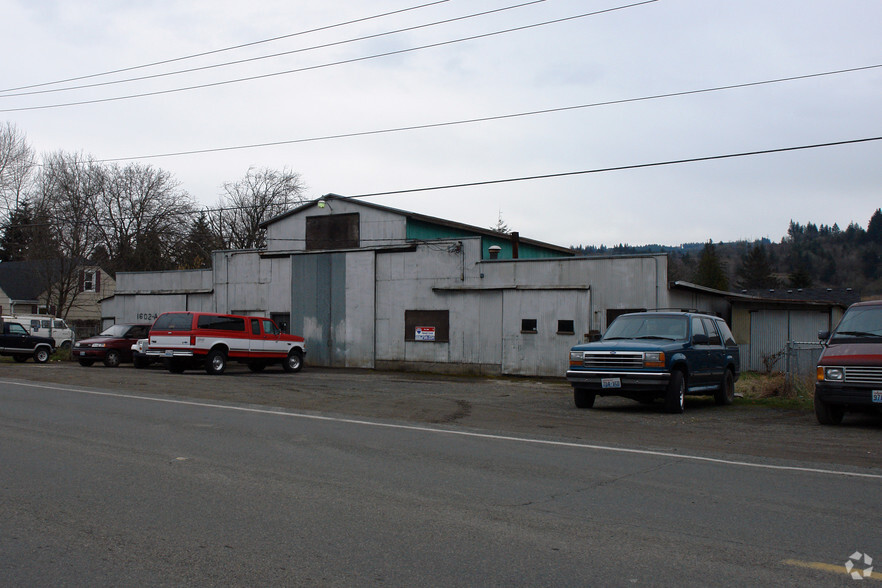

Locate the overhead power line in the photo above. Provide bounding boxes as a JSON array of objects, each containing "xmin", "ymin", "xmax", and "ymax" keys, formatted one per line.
[
  {"xmin": 0, "ymin": 0, "xmax": 452, "ymax": 93},
  {"xmin": 5, "ymin": 136, "xmax": 881, "ymax": 224},
  {"xmin": 90, "ymin": 63, "xmax": 882, "ymax": 163},
  {"xmin": 0, "ymin": 1, "xmax": 545, "ymax": 99},
  {"xmin": 343, "ymin": 136, "xmax": 882, "ymax": 198},
  {"xmin": 0, "ymin": 1, "xmax": 658, "ymax": 113}
]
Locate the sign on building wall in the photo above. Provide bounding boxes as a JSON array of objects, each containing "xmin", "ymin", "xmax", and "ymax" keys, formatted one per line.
[{"xmin": 415, "ymin": 326, "xmax": 436, "ymax": 341}]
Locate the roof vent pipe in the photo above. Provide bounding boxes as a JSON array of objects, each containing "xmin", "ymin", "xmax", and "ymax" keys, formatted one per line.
[
  {"xmin": 488, "ymin": 245, "xmax": 502, "ymax": 260},
  {"xmin": 511, "ymin": 232, "xmax": 520, "ymax": 259}
]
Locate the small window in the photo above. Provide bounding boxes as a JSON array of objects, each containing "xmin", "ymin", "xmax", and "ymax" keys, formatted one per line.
[
  {"xmin": 306, "ymin": 213, "xmax": 360, "ymax": 250},
  {"xmin": 557, "ymin": 320, "xmax": 575, "ymax": 334},
  {"xmin": 521, "ymin": 319, "xmax": 537, "ymax": 333},
  {"xmin": 83, "ymin": 270, "xmax": 96, "ymax": 292}
]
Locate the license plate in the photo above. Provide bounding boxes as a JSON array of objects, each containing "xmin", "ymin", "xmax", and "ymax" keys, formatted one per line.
[
  {"xmin": 602, "ymin": 377, "xmax": 621, "ymax": 389},
  {"xmin": 164, "ymin": 350, "xmax": 174, "ymax": 357},
  {"xmin": 79, "ymin": 351, "xmax": 85, "ymax": 356},
  {"xmin": 873, "ymin": 391, "xmax": 882, "ymax": 403}
]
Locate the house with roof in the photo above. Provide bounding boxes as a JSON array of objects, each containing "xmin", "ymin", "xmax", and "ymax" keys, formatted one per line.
[
  {"xmin": 0, "ymin": 260, "xmax": 43, "ymax": 316},
  {"xmin": 0, "ymin": 259, "xmax": 115, "ymax": 336}
]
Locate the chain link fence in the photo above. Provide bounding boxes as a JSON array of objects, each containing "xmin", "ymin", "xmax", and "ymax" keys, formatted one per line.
[{"xmin": 784, "ymin": 340, "xmax": 823, "ymax": 392}]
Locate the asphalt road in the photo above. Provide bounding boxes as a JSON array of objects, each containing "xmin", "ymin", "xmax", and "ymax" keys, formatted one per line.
[{"xmin": 2, "ymin": 364, "xmax": 881, "ymax": 586}]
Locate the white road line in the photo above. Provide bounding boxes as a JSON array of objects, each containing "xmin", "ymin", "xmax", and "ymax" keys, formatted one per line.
[{"xmin": 4, "ymin": 379, "xmax": 881, "ymax": 480}]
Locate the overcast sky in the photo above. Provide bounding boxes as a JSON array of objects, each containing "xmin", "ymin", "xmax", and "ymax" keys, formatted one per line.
[{"xmin": 2, "ymin": 0, "xmax": 880, "ymax": 248}]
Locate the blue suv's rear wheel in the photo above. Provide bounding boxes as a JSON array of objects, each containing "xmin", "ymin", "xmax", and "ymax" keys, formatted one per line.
[{"xmin": 715, "ymin": 369, "xmax": 735, "ymax": 405}]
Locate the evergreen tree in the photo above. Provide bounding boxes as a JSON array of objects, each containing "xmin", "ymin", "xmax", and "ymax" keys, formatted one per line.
[
  {"xmin": 0, "ymin": 202, "xmax": 34, "ymax": 261},
  {"xmin": 0, "ymin": 201, "xmax": 55, "ymax": 261},
  {"xmin": 177, "ymin": 212, "xmax": 224, "ymax": 269},
  {"xmin": 867, "ymin": 208, "xmax": 882, "ymax": 244},
  {"xmin": 693, "ymin": 241, "xmax": 729, "ymax": 290},
  {"xmin": 789, "ymin": 266, "xmax": 813, "ymax": 288},
  {"xmin": 736, "ymin": 243, "xmax": 776, "ymax": 289}
]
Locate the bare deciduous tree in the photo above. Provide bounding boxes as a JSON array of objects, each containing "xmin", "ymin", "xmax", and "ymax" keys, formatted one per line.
[
  {"xmin": 0, "ymin": 121, "xmax": 36, "ymax": 216},
  {"xmin": 211, "ymin": 167, "xmax": 306, "ymax": 250},
  {"xmin": 92, "ymin": 162, "xmax": 195, "ymax": 273},
  {"xmin": 31, "ymin": 151, "xmax": 104, "ymax": 318}
]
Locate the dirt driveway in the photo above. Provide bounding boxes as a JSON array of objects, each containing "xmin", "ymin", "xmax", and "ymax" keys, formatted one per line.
[{"xmin": 3, "ymin": 360, "xmax": 880, "ymax": 470}]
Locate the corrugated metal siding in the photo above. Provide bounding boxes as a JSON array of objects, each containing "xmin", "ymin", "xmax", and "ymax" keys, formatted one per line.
[
  {"xmin": 291, "ymin": 253, "xmax": 347, "ymax": 367},
  {"xmin": 747, "ymin": 309, "xmax": 830, "ymax": 373}
]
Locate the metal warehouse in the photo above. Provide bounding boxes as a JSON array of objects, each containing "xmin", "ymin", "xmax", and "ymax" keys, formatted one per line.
[{"xmin": 101, "ymin": 195, "xmax": 732, "ymax": 377}]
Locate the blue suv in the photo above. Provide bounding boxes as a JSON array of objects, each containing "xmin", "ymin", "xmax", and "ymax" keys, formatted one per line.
[{"xmin": 566, "ymin": 311, "xmax": 740, "ymax": 413}]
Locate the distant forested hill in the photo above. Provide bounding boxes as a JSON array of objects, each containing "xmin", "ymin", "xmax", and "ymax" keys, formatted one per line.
[{"xmin": 571, "ymin": 209, "xmax": 882, "ymax": 296}]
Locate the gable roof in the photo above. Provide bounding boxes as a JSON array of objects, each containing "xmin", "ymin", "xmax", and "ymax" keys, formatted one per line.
[
  {"xmin": 261, "ymin": 193, "xmax": 574, "ymax": 256},
  {"xmin": 0, "ymin": 260, "xmax": 47, "ymax": 301}
]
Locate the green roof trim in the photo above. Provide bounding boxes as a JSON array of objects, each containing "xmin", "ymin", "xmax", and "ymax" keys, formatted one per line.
[{"xmin": 405, "ymin": 218, "xmax": 572, "ymax": 260}]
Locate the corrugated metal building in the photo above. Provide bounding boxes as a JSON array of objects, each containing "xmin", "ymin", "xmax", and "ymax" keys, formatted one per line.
[
  {"xmin": 103, "ymin": 196, "xmax": 691, "ymax": 376},
  {"xmin": 100, "ymin": 195, "xmax": 847, "ymax": 377}
]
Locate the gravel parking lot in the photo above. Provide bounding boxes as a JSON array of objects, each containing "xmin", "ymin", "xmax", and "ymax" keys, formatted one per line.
[{"xmin": 3, "ymin": 360, "xmax": 880, "ymax": 470}]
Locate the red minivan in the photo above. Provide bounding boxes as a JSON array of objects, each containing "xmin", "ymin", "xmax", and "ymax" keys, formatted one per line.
[{"xmin": 815, "ymin": 300, "xmax": 882, "ymax": 424}]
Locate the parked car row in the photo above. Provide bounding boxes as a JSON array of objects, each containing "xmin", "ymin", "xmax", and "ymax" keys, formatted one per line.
[
  {"xmin": 566, "ymin": 301, "xmax": 882, "ymax": 425},
  {"xmin": 73, "ymin": 311, "xmax": 307, "ymax": 376},
  {"xmin": 8, "ymin": 301, "xmax": 880, "ymax": 425}
]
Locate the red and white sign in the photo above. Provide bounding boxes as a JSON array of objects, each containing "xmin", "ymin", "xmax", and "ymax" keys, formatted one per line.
[{"xmin": 415, "ymin": 326, "xmax": 436, "ymax": 341}]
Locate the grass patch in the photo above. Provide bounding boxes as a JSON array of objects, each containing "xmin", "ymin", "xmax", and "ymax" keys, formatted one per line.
[
  {"xmin": 735, "ymin": 371, "xmax": 814, "ymax": 410},
  {"xmin": 52, "ymin": 346, "xmax": 73, "ymax": 362}
]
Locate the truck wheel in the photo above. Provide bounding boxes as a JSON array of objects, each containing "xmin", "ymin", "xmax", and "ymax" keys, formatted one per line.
[
  {"xmin": 205, "ymin": 349, "xmax": 227, "ymax": 375},
  {"xmin": 573, "ymin": 387, "xmax": 596, "ymax": 409},
  {"xmin": 103, "ymin": 350, "xmax": 121, "ymax": 368},
  {"xmin": 714, "ymin": 369, "xmax": 735, "ymax": 405},
  {"xmin": 814, "ymin": 394, "xmax": 844, "ymax": 425},
  {"xmin": 13, "ymin": 355, "xmax": 28, "ymax": 363},
  {"xmin": 78, "ymin": 359, "xmax": 95, "ymax": 367},
  {"xmin": 33, "ymin": 347, "xmax": 51, "ymax": 363},
  {"xmin": 282, "ymin": 349, "xmax": 303, "ymax": 373},
  {"xmin": 665, "ymin": 370, "xmax": 686, "ymax": 414}
]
